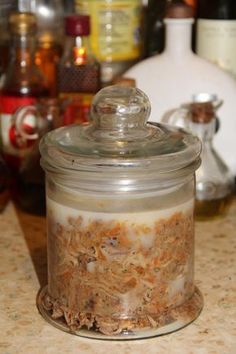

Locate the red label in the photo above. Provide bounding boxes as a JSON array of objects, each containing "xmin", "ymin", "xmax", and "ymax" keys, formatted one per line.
[
  {"xmin": 0, "ymin": 95, "xmax": 36, "ymax": 114},
  {"xmin": 0, "ymin": 95, "xmax": 38, "ymax": 171}
]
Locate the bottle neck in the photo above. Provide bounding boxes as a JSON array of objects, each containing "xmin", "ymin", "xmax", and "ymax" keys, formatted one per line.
[
  {"xmin": 189, "ymin": 119, "xmax": 216, "ymax": 143},
  {"xmin": 62, "ymin": 35, "xmax": 92, "ymax": 65},
  {"xmin": 9, "ymin": 33, "xmax": 36, "ymax": 67},
  {"xmin": 164, "ymin": 18, "xmax": 194, "ymax": 57}
]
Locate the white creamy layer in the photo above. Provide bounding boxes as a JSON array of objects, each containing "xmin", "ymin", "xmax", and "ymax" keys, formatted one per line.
[{"xmin": 47, "ymin": 197, "xmax": 194, "ymax": 228}]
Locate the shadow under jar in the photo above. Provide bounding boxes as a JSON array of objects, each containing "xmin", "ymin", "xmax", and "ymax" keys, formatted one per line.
[{"xmin": 37, "ymin": 85, "xmax": 203, "ymax": 340}]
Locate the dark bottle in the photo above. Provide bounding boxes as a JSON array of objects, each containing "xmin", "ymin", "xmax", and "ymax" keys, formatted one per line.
[
  {"xmin": 143, "ymin": 0, "xmax": 166, "ymax": 58},
  {"xmin": 0, "ymin": 12, "xmax": 49, "ymax": 215},
  {"xmin": 57, "ymin": 15, "xmax": 101, "ymax": 125},
  {"xmin": 196, "ymin": 0, "xmax": 236, "ymax": 78}
]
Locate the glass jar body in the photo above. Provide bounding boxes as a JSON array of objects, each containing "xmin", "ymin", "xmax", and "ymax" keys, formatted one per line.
[{"xmin": 37, "ymin": 171, "xmax": 203, "ymax": 339}]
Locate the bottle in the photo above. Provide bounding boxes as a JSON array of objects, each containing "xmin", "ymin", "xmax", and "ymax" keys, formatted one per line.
[
  {"xmin": 196, "ymin": 1, "xmax": 236, "ymax": 79},
  {"xmin": 125, "ymin": 1, "xmax": 236, "ymax": 177},
  {"xmin": 0, "ymin": 12, "xmax": 49, "ymax": 214},
  {"xmin": 35, "ymin": 37, "xmax": 62, "ymax": 97},
  {"xmin": 57, "ymin": 15, "xmax": 101, "ymax": 125},
  {"xmin": 17, "ymin": 0, "xmax": 65, "ymax": 97},
  {"xmin": 188, "ymin": 100, "xmax": 235, "ymax": 219},
  {"xmin": 143, "ymin": 0, "xmax": 166, "ymax": 58},
  {"xmin": 75, "ymin": 0, "xmax": 143, "ymax": 85}
]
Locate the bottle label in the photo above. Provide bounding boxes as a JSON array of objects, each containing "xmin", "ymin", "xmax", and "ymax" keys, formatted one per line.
[
  {"xmin": 0, "ymin": 96, "xmax": 38, "ymax": 169},
  {"xmin": 196, "ymin": 19, "xmax": 236, "ymax": 79},
  {"xmin": 75, "ymin": 0, "xmax": 142, "ymax": 61}
]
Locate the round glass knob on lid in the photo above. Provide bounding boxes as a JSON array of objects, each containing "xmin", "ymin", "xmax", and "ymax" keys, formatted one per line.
[{"xmin": 40, "ymin": 85, "xmax": 201, "ymax": 192}]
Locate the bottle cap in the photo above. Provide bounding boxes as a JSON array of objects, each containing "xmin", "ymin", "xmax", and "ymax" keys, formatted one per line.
[
  {"xmin": 190, "ymin": 102, "xmax": 215, "ymax": 124},
  {"xmin": 8, "ymin": 12, "xmax": 37, "ymax": 35},
  {"xmin": 165, "ymin": 2, "xmax": 194, "ymax": 18},
  {"xmin": 65, "ymin": 15, "xmax": 90, "ymax": 36}
]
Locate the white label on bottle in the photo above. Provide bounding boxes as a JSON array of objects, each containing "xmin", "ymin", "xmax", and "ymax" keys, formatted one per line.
[{"xmin": 196, "ymin": 19, "xmax": 236, "ymax": 79}]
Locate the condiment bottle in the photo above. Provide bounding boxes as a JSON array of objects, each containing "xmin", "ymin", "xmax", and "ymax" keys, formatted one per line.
[
  {"xmin": 0, "ymin": 12, "xmax": 48, "ymax": 171},
  {"xmin": 17, "ymin": 0, "xmax": 64, "ymax": 96},
  {"xmin": 188, "ymin": 101, "xmax": 235, "ymax": 220},
  {"xmin": 37, "ymin": 85, "xmax": 203, "ymax": 340},
  {"xmin": 35, "ymin": 37, "xmax": 62, "ymax": 98},
  {"xmin": 75, "ymin": 0, "xmax": 143, "ymax": 85},
  {"xmin": 57, "ymin": 15, "xmax": 101, "ymax": 125},
  {"xmin": 126, "ymin": 1, "xmax": 236, "ymax": 177},
  {"xmin": 0, "ymin": 12, "xmax": 49, "ymax": 214}
]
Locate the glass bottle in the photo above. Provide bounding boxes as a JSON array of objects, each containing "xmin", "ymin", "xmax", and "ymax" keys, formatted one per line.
[
  {"xmin": 126, "ymin": 1, "xmax": 236, "ymax": 177},
  {"xmin": 37, "ymin": 85, "xmax": 203, "ymax": 339},
  {"xmin": 196, "ymin": 0, "xmax": 236, "ymax": 79},
  {"xmin": 75, "ymin": 0, "xmax": 143, "ymax": 86},
  {"xmin": 57, "ymin": 15, "xmax": 101, "ymax": 125},
  {"xmin": 0, "ymin": 12, "xmax": 49, "ymax": 214},
  {"xmin": 143, "ymin": 0, "xmax": 166, "ymax": 58},
  {"xmin": 17, "ymin": 0, "xmax": 65, "ymax": 97},
  {"xmin": 188, "ymin": 101, "xmax": 235, "ymax": 220}
]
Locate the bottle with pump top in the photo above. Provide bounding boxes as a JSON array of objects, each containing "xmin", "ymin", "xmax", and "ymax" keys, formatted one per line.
[
  {"xmin": 196, "ymin": 0, "xmax": 236, "ymax": 79},
  {"xmin": 126, "ymin": 1, "xmax": 236, "ymax": 177},
  {"xmin": 0, "ymin": 12, "xmax": 49, "ymax": 214},
  {"xmin": 57, "ymin": 15, "xmax": 101, "ymax": 125}
]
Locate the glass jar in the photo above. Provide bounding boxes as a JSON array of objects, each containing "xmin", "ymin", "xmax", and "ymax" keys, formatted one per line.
[{"xmin": 37, "ymin": 85, "xmax": 203, "ymax": 340}]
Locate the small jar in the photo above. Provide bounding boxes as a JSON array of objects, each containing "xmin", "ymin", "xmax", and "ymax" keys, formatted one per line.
[{"xmin": 37, "ymin": 86, "xmax": 203, "ymax": 340}]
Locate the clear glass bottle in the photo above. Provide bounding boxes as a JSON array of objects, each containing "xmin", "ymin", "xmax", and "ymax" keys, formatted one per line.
[
  {"xmin": 57, "ymin": 15, "xmax": 101, "ymax": 124},
  {"xmin": 37, "ymin": 85, "xmax": 203, "ymax": 340},
  {"xmin": 188, "ymin": 101, "xmax": 235, "ymax": 220}
]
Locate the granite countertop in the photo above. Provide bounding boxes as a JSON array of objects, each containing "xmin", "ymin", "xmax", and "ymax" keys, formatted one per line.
[{"xmin": 0, "ymin": 200, "xmax": 236, "ymax": 354}]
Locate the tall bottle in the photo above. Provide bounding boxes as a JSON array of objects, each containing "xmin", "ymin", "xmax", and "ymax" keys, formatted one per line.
[
  {"xmin": 143, "ymin": 0, "xmax": 166, "ymax": 58},
  {"xmin": 196, "ymin": 0, "xmax": 236, "ymax": 79},
  {"xmin": 75, "ymin": 0, "xmax": 143, "ymax": 86},
  {"xmin": 125, "ymin": 1, "xmax": 236, "ymax": 176},
  {"xmin": 17, "ymin": 0, "xmax": 65, "ymax": 97},
  {"xmin": 0, "ymin": 12, "xmax": 49, "ymax": 214},
  {"xmin": 57, "ymin": 15, "xmax": 101, "ymax": 125}
]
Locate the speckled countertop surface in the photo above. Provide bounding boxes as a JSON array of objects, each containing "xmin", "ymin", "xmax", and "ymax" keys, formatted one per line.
[{"xmin": 0, "ymin": 200, "xmax": 236, "ymax": 354}]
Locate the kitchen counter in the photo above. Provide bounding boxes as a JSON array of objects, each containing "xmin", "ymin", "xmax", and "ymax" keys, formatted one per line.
[{"xmin": 0, "ymin": 200, "xmax": 236, "ymax": 354}]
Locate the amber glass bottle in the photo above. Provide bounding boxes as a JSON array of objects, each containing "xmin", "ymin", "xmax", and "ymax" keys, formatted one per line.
[
  {"xmin": 57, "ymin": 15, "xmax": 101, "ymax": 124},
  {"xmin": 35, "ymin": 37, "xmax": 62, "ymax": 97},
  {"xmin": 0, "ymin": 12, "xmax": 49, "ymax": 214}
]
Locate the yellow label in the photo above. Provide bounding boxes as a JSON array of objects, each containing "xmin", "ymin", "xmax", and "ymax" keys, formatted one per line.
[{"xmin": 75, "ymin": 0, "xmax": 142, "ymax": 61}]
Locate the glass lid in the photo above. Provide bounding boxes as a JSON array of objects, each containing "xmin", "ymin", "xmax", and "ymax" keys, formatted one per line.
[{"xmin": 40, "ymin": 85, "xmax": 201, "ymax": 175}]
